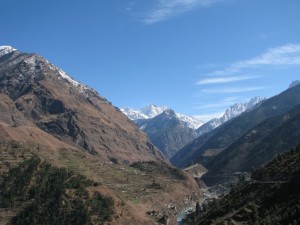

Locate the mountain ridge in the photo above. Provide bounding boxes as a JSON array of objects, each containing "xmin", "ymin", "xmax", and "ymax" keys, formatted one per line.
[
  {"xmin": 0, "ymin": 46, "xmax": 165, "ymax": 163},
  {"xmin": 197, "ymin": 96, "xmax": 266, "ymax": 136},
  {"xmin": 171, "ymin": 83, "xmax": 300, "ymax": 169},
  {"xmin": 121, "ymin": 104, "xmax": 204, "ymax": 130}
]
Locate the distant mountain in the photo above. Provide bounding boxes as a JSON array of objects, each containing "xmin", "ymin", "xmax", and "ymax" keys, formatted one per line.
[
  {"xmin": 140, "ymin": 104, "xmax": 169, "ymax": 118},
  {"xmin": 171, "ymin": 83, "xmax": 300, "ymax": 169},
  {"xmin": 185, "ymin": 145, "xmax": 300, "ymax": 225},
  {"xmin": 121, "ymin": 105, "xmax": 203, "ymax": 158},
  {"xmin": 136, "ymin": 109, "xmax": 198, "ymax": 159},
  {"xmin": 121, "ymin": 104, "xmax": 203, "ymax": 129},
  {"xmin": 197, "ymin": 97, "xmax": 266, "ymax": 136},
  {"xmin": 121, "ymin": 105, "xmax": 168, "ymax": 120}
]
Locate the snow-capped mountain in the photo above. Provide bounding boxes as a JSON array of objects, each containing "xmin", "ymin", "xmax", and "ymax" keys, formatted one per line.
[
  {"xmin": 140, "ymin": 105, "xmax": 169, "ymax": 118},
  {"xmin": 121, "ymin": 105, "xmax": 168, "ymax": 120},
  {"xmin": 175, "ymin": 113, "xmax": 204, "ymax": 130},
  {"xmin": 0, "ymin": 46, "xmax": 99, "ymax": 98},
  {"xmin": 120, "ymin": 108, "xmax": 149, "ymax": 120},
  {"xmin": 121, "ymin": 104, "xmax": 203, "ymax": 129},
  {"xmin": 135, "ymin": 109, "xmax": 198, "ymax": 159},
  {"xmin": 0, "ymin": 46, "xmax": 16, "ymax": 57},
  {"xmin": 121, "ymin": 105, "xmax": 203, "ymax": 158},
  {"xmin": 197, "ymin": 96, "xmax": 266, "ymax": 136}
]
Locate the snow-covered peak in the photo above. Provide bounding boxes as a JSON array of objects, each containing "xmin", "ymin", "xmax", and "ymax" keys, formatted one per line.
[
  {"xmin": 121, "ymin": 105, "xmax": 168, "ymax": 120},
  {"xmin": 140, "ymin": 104, "xmax": 169, "ymax": 118},
  {"xmin": 121, "ymin": 108, "xmax": 150, "ymax": 120},
  {"xmin": 220, "ymin": 96, "xmax": 266, "ymax": 123},
  {"xmin": 247, "ymin": 96, "xmax": 266, "ymax": 109},
  {"xmin": 0, "ymin": 46, "xmax": 17, "ymax": 57},
  {"xmin": 121, "ymin": 105, "xmax": 203, "ymax": 130},
  {"xmin": 197, "ymin": 96, "xmax": 266, "ymax": 136},
  {"xmin": 175, "ymin": 113, "xmax": 204, "ymax": 129}
]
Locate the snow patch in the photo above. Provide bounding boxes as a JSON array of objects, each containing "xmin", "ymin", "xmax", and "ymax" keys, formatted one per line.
[
  {"xmin": 44, "ymin": 59, "xmax": 91, "ymax": 93},
  {"xmin": 140, "ymin": 105, "xmax": 169, "ymax": 118},
  {"xmin": 197, "ymin": 96, "xmax": 266, "ymax": 136},
  {"xmin": 175, "ymin": 113, "xmax": 203, "ymax": 129},
  {"xmin": 121, "ymin": 105, "xmax": 203, "ymax": 130},
  {"xmin": 0, "ymin": 46, "xmax": 16, "ymax": 57}
]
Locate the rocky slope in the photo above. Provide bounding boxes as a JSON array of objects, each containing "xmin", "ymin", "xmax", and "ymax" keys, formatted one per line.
[{"xmin": 0, "ymin": 46, "xmax": 164, "ymax": 163}]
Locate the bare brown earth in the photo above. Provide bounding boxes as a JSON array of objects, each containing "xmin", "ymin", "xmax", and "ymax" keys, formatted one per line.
[{"xmin": 184, "ymin": 163, "xmax": 208, "ymax": 178}]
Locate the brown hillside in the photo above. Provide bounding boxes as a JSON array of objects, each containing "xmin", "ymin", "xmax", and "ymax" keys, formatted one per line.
[{"xmin": 0, "ymin": 51, "xmax": 164, "ymax": 163}]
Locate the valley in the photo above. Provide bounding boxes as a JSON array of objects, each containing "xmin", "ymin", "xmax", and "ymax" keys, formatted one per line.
[{"xmin": 0, "ymin": 46, "xmax": 299, "ymax": 225}]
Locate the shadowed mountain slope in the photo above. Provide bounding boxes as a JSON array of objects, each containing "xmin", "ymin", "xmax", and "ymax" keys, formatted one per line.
[
  {"xmin": 171, "ymin": 83, "xmax": 300, "ymax": 168},
  {"xmin": 185, "ymin": 145, "xmax": 300, "ymax": 225}
]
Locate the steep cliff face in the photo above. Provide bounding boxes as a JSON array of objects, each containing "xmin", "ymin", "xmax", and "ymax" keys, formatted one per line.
[{"xmin": 0, "ymin": 46, "xmax": 164, "ymax": 163}]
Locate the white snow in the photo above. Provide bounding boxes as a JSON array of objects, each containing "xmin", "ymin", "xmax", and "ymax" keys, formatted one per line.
[
  {"xmin": 140, "ymin": 104, "xmax": 169, "ymax": 118},
  {"xmin": 121, "ymin": 104, "xmax": 203, "ymax": 130},
  {"xmin": 0, "ymin": 46, "xmax": 16, "ymax": 57},
  {"xmin": 121, "ymin": 108, "xmax": 150, "ymax": 120},
  {"xmin": 175, "ymin": 113, "xmax": 203, "ymax": 129},
  {"xmin": 44, "ymin": 59, "xmax": 91, "ymax": 93},
  {"xmin": 197, "ymin": 96, "xmax": 266, "ymax": 135},
  {"xmin": 24, "ymin": 56, "xmax": 37, "ymax": 67}
]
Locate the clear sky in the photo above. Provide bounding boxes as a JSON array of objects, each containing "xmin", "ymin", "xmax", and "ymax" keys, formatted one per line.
[{"xmin": 1, "ymin": 0, "xmax": 300, "ymax": 121}]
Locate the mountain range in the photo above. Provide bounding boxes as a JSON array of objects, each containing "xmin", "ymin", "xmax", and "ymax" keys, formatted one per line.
[
  {"xmin": 135, "ymin": 109, "xmax": 198, "ymax": 159},
  {"xmin": 122, "ymin": 105, "xmax": 203, "ymax": 159},
  {"xmin": 1, "ymin": 45, "xmax": 299, "ymax": 225},
  {"xmin": 122, "ymin": 104, "xmax": 203, "ymax": 129},
  {"xmin": 171, "ymin": 81, "xmax": 300, "ymax": 186},
  {"xmin": 122, "ymin": 97, "xmax": 265, "ymax": 159},
  {"xmin": 196, "ymin": 96, "xmax": 266, "ymax": 136}
]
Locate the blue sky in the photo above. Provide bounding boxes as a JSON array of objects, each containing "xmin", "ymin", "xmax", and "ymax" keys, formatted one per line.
[{"xmin": 1, "ymin": 0, "xmax": 300, "ymax": 121}]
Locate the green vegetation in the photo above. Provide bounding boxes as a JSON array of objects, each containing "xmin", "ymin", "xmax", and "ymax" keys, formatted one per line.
[
  {"xmin": 0, "ymin": 156, "xmax": 115, "ymax": 225},
  {"xmin": 185, "ymin": 144, "xmax": 300, "ymax": 225}
]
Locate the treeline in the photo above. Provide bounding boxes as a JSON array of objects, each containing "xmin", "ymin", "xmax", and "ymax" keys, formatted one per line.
[
  {"xmin": 185, "ymin": 145, "xmax": 300, "ymax": 225},
  {"xmin": 0, "ymin": 156, "xmax": 115, "ymax": 225}
]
